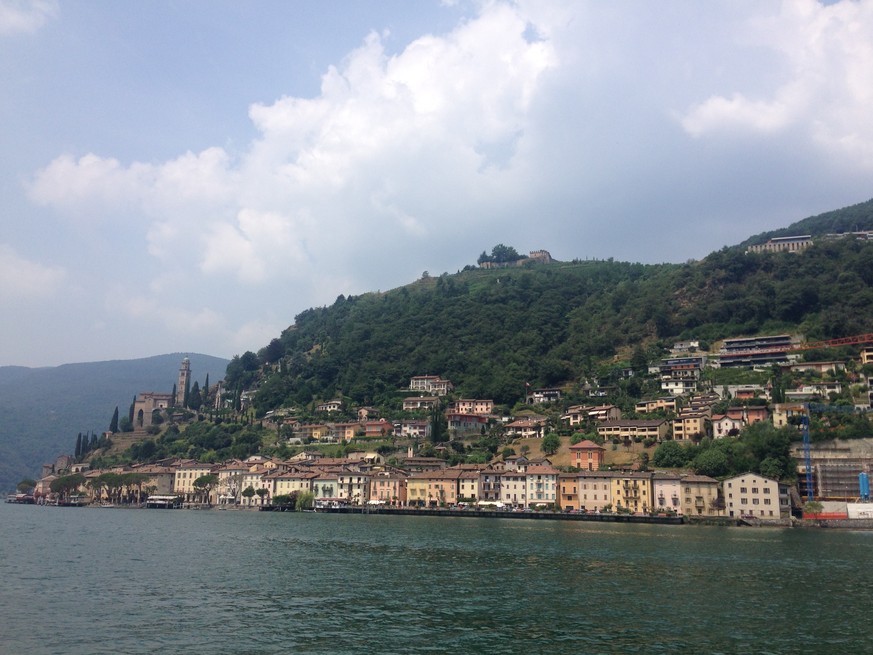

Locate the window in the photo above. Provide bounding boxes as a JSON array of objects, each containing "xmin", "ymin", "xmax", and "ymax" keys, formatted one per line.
[
  {"xmin": 752, "ymin": 498, "xmax": 759, "ymax": 505},
  {"xmin": 752, "ymin": 488, "xmax": 759, "ymax": 494},
  {"xmin": 741, "ymin": 498, "xmax": 748, "ymax": 505},
  {"xmin": 764, "ymin": 498, "xmax": 771, "ymax": 505},
  {"xmin": 740, "ymin": 487, "xmax": 748, "ymax": 493}
]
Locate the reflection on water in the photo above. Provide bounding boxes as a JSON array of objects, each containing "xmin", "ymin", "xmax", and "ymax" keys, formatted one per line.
[{"xmin": 1, "ymin": 504, "xmax": 871, "ymax": 654}]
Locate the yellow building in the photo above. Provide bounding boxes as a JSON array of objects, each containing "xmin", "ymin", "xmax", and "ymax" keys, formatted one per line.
[
  {"xmin": 611, "ymin": 472, "xmax": 654, "ymax": 513},
  {"xmin": 672, "ymin": 413, "xmax": 708, "ymax": 442},
  {"xmin": 173, "ymin": 461, "xmax": 215, "ymax": 503}
]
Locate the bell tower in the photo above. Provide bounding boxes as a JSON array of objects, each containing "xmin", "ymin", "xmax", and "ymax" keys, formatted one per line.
[{"xmin": 176, "ymin": 357, "xmax": 191, "ymax": 407}]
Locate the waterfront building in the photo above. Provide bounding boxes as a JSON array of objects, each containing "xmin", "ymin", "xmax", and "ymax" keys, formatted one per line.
[
  {"xmin": 500, "ymin": 469, "xmax": 528, "ymax": 507},
  {"xmin": 312, "ymin": 472, "xmax": 339, "ymax": 505},
  {"xmin": 611, "ymin": 472, "xmax": 655, "ymax": 514},
  {"xmin": 680, "ymin": 475, "xmax": 721, "ymax": 516},
  {"xmin": 478, "ymin": 469, "xmax": 502, "ymax": 503},
  {"xmin": 173, "ymin": 461, "xmax": 216, "ymax": 503},
  {"xmin": 525, "ymin": 465, "xmax": 559, "ymax": 507},
  {"xmin": 268, "ymin": 469, "xmax": 318, "ymax": 500},
  {"xmin": 577, "ymin": 471, "xmax": 614, "ymax": 512},
  {"xmin": 406, "ymin": 469, "xmax": 462, "ymax": 507},
  {"xmin": 369, "ymin": 470, "xmax": 408, "ymax": 505},
  {"xmin": 215, "ymin": 460, "xmax": 249, "ymax": 505},
  {"xmin": 653, "ymin": 472, "xmax": 682, "ymax": 514},
  {"xmin": 457, "ymin": 470, "xmax": 480, "ymax": 502},
  {"xmin": 336, "ymin": 471, "xmax": 371, "ymax": 505},
  {"xmin": 558, "ymin": 473, "xmax": 579, "ymax": 511},
  {"xmin": 723, "ymin": 473, "xmax": 790, "ymax": 519}
]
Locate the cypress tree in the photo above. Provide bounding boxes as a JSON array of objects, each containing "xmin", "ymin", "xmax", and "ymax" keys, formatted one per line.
[
  {"xmin": 75, "ymin": 433, "xmax": 82, "ymax": 459},
  {"xmin": 171, "ymin": 383, "xmax": 177, "ymax": 408},
  {"xmin": 109, "ymin": 406, "xmax": 119, "ymax": 433},
  {"xmin": 189, "ymin": 381, "xmax": 202, "ymax": 411},
  {"xmin": 128, "ymin": 396, "xmax": 135, "ymax": 423}
]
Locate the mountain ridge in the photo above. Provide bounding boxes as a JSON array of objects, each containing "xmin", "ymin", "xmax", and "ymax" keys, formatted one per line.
[{"xmin": 0, "ymin": 353, "xmax": 228, "ymax": 491}]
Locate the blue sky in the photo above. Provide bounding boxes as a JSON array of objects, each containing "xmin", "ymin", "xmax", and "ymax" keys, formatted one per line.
[{"xmin": 2, "ymin": 0, "xmax": 872, "ymax": 367}]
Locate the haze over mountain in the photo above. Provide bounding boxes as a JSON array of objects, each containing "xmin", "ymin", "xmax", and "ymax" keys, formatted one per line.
[{"xmin": 0, "ymin": 353, "xmax": 228, "ymax": 491}]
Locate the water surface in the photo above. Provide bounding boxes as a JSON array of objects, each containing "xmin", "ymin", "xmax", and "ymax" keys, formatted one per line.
[{"xmin": 1, "ymin": 502, "xmax": 870, "ymax": 654}]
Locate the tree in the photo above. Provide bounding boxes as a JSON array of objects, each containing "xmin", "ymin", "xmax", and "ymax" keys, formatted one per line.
[
  {"xmin": 541, "ymin": 432, "xmax": 561, "ymax": 456},
  {"xmin": 75, "ymin": 433, "xmax": 82, "ymax": 459},
  {"xmin": 128, "ymin": 396, "xmax": 136, "ymax": 424},
  {"xmin": 652, "ymin": 441, "xmax": 690, "ymax": 468},
  {"xmin": 296, "ymin": 490, "xmax": 315, "ymax": 510},
  {"xmin": 189, "ymin": 381, "xmax": 202, "ymax": 411},
  {"xmin": 16, "ymin": 478, "xmax": 36, "ymax": 493},
  {"xmin": 50, "ymin": 473, "xmax": 85, "ymax": 500},
  {"xmin": 241, "ymin": 485, "xmax": 256, "ymax": 505},
  {"xmin": 692, "ymin": 448, "xmax": 729, "ymax": 478},
  {"xmin": 109, "ymin": 406, "xmax": 119, "ymax": 433},
  {"xmin": 255, "ymin": 488, "xmax": 268, "ymax": 505},
  {"xmin": 193, "ymin": 474, "xmax": 218, "ymax": 504},
  {"xmin": 630, "ymin": 345, "xmax": 648, "ymax": 375},
  {"xmin": 430, "ymin": 405, "xmax": 448, "ymax": 444}
]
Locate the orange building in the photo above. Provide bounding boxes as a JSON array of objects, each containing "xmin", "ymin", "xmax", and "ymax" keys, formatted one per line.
[{"xmin": 569, "ymin": 439, "xmax": 605, "ymax": 471}]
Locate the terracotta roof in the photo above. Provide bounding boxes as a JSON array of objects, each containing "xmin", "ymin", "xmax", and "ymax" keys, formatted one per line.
[{"xmin": 569, "ymin": 439, "xmax": 605, "ymax": 450}]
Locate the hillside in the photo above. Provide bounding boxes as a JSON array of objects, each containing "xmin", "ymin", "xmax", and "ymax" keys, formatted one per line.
[
  {"xmin": 245, "ymin": 232, "xmax": 873, "ymax": 413},
  {"xmin": 0, "ymin": 353, "xmax": 228, "ymax": 491},
  {"xmin": 739, "ymin": 197, "xmax": 873, "ymax": 247}
]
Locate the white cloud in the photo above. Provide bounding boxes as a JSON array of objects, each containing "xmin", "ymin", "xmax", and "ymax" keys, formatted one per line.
[
  {"xmin": 121, "ymin": 294, "xmax": 224, "ymax": 334},
  {"xmin": 0, "ymin": 244, "xmax": 65, "ymax": 300},
  {"xmin": 0, "ymin": 0, "xmax": 57, "ymax": 35},
  {"xmin": 28, "ymin": 1, "xmax": 557, "ymax": 290},
  {"xmin": 681, "ymin": 0, "xmax": 873, "ymax": 167}
]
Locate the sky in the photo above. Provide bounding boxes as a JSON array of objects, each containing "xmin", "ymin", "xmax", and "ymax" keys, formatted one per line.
[{"xmin": 2, "ymin": 0, "xmax": 872, "ymax": 367}]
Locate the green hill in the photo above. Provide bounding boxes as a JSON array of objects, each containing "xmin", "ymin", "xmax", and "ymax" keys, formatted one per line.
[
  {"xmin": 0, "ymin": 353, "xmax": 228, "ymax": 491},
  {"xmin": 241, "ymin": 209, "xmax": 873, "ymax": 414},
  {"xmin": 739, "ymin": 197, "xmax": 873, "ymax": 247}
]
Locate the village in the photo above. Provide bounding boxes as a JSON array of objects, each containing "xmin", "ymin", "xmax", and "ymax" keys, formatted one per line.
[{"xmin": 22, "ymin": 328, "xmax": 873, "ymax": 525}]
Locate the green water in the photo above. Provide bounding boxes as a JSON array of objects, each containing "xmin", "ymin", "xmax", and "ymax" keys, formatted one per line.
[{"xmin": 1, "ymin": 502, "xmax": 871, "ymax": 654}]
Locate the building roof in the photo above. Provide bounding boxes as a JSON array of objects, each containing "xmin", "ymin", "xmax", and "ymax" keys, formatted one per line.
[{"xmin": 569, "ymin": 439, "xmax": 605, "ymax": 451}]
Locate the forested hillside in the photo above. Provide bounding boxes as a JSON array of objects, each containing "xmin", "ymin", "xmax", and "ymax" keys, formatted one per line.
[
  {"xmin": 740, "ymin": 197, "xmax": 873, "ymax": 247},
  {"xmin": 244, "ymin": 230, "xmax": 873, "ymax": 414}
]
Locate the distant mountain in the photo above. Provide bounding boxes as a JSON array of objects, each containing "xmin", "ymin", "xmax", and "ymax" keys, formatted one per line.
[
  {"xmin": 740, "ymin": 197, "xmax": 873, "ymax": 247},
  {"xmin": 0, "ymin": 353, "xmax": 228, "ymax": 491}
]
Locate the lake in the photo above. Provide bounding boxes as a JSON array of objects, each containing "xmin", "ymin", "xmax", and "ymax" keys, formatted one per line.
[{"xmin": 1, "ymin": 502, "xmax": 871, "ymax": 654}]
